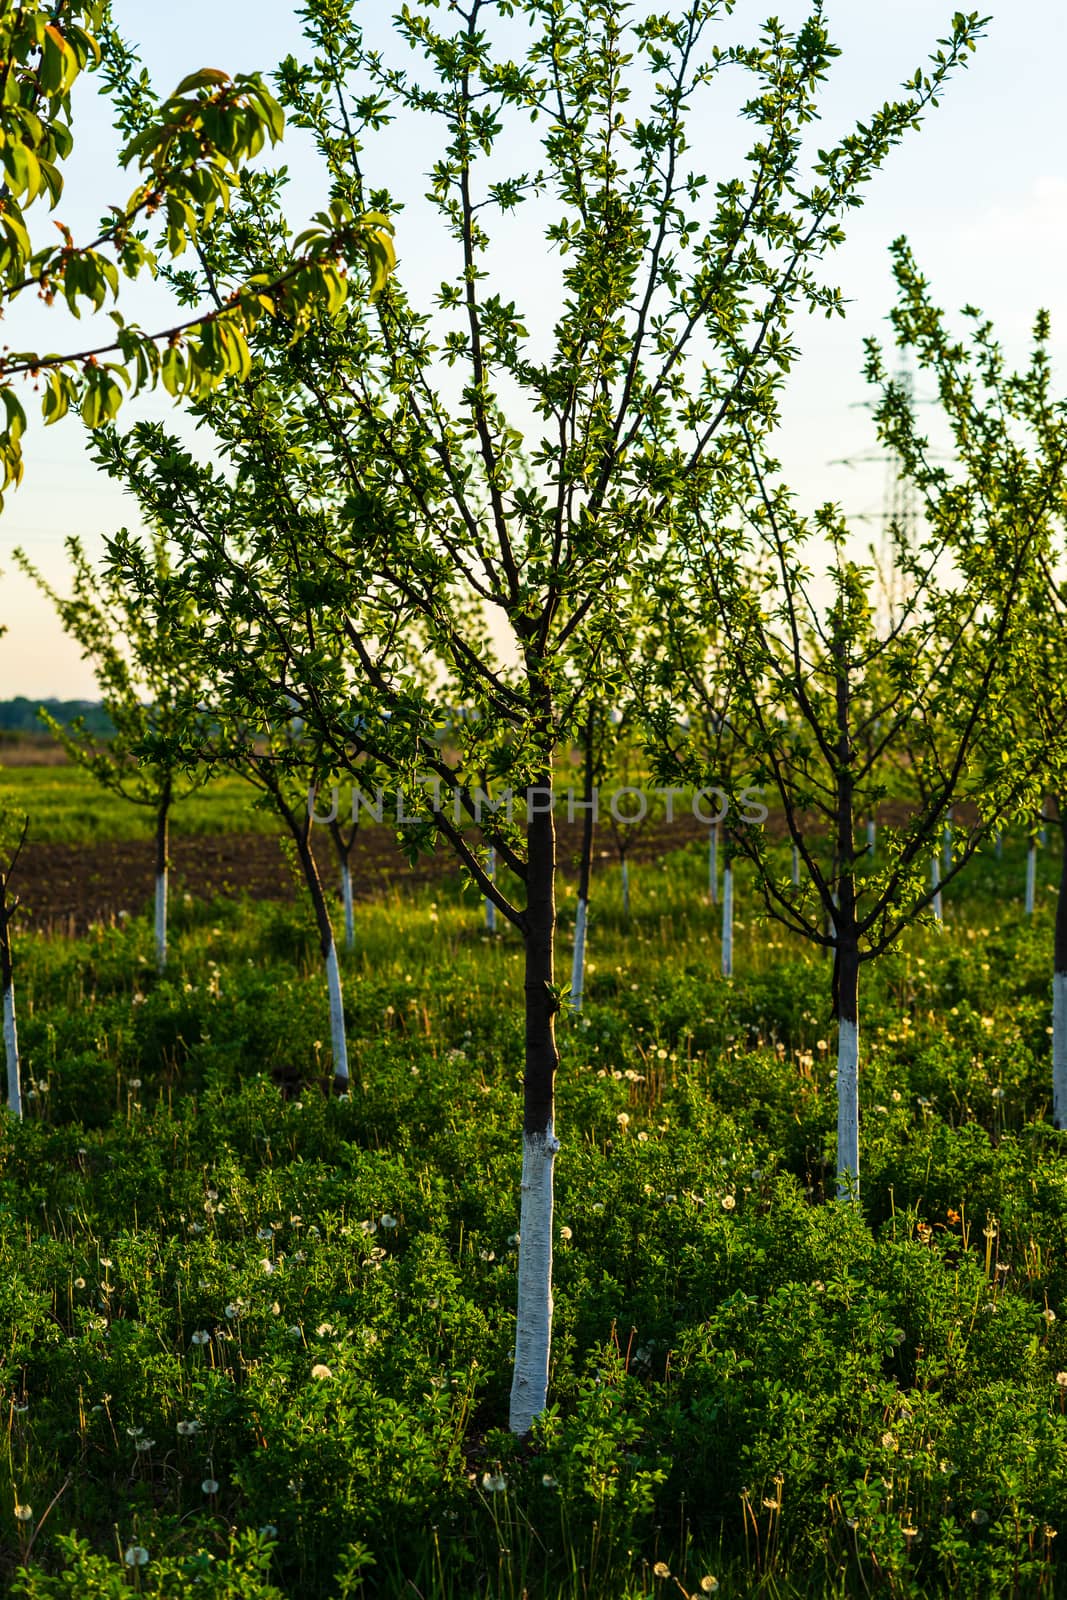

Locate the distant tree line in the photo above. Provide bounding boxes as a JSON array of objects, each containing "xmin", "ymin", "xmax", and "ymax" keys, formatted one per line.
[{"xmin": 0, "ymin": 698, "xmax": 112, "ymax": 736}]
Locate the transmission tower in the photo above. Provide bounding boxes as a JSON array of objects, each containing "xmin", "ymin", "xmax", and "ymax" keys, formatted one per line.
[{"xmin": 830, "ymin": 359, "xmax": 929, "ymax": 636}]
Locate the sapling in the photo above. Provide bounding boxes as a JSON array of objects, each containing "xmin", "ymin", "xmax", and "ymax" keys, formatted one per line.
[
  {"xmin": 240, "ymin": 734, "xmax": 353, "ymax": 1092},
  {"xmin": 885, "ymin": 252, "xmax": 1067, "ymax": 1135},
  {"xmin": 0, "ymin": 814, "xmax": 27, "ymax": 1118},
  {"xmin": 16, "ymin": 537, "xmax": 211, "ymax": 973},
  {"xmin": 99, "ymin": 0, "xmax": 986, "ymax": 1431},
  {"xmin": 661, "ymin": 287, "xmax": 1063, "ymax": 1197}
]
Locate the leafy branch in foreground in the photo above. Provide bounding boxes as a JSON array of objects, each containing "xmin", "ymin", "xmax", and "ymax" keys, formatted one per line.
[{"xmin": 0, "ymin": 3, "xmax": 395, "ymax": 502}]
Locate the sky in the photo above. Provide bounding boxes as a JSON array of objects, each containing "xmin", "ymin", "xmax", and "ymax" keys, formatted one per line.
[{"xmin": 1, "ymin": 0, "xmax": 1065, "ymax": 698}]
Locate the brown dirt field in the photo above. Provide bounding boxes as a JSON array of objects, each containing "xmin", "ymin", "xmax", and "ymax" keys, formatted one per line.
[
  {"xmin": 14, "ymin": 797, "xmax": 986, "ymax": 936},
  {"xmin": 17, "ymin": 813, "xmax": 716, "ymax": 934}
]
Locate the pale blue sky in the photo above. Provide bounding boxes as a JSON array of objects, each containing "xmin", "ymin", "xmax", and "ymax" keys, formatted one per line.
[{"xmin": 2, "ymin": 0, "xmax": 1064, "ymax": 696}]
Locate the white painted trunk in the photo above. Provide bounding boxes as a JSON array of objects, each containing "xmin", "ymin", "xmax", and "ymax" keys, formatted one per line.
[
  {"xmin": 154, "ymin": 868, "xmax": 168, "ymax": 973},
  {"xmin": 931, "ymin": 855, "xmax": 942, "ymax": 922},
  {"xmin": 791, "ymin": 843, "xmax": 800, "ymax": 887},
  {"xmin": 836, "ymin": 1018, "xmax": 859, "ymax": 1200},
  {"xmin": 3, "ymin": 984, "xmax": 20, "ymax": 1119},
  {"xmin": 721, "ymin": 864, "xmax": 733, "ymax": 978},
  {"xmin": 325, "ymin": 940, "xmax": 349, "ymax": 1084},
  {"xmin": 621, "ymin": 858, "xmax": 630, "ymax": 918},
  {"xmin": 1054, "ymin": 972, "xmax": 1067, "ymax": 1130},
  {"xmin": 1026, "ymin": 843, "xmax": 1037, "ymax": 916},
  {"xmin": 341, "ymin": 864, "xmax": 355, "ymax": 951},
  {"xmin": 866, "ymin": 819, "xmax": 875, "ymax": 858},
  {"xmin": 485, "ymin": 846, "xmax": 496, "ymax": 933},
  {"xmin": 708, "ymin": 826, "xmax": 718, "ymax": 905},
  {"xmin": 943, "ymin": 814, "xmax": 953, "ymax": 874},
  {"xmin": 995, "ymin": 829, "xmax": 1003, "ymax": 861},
  {"xmin": 509, "ymin": 1124, "xmax": 559, "ymax": 1435},
  {"xmin": 570, "ymin": 898, "xmax": 588, "ymax": 1013}
]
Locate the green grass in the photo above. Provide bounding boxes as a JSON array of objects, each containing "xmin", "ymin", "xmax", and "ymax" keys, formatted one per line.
[
  {"xmin": 0, "ymin": 763, "xmax": 276, "ymax": 843},
  {"xmin": 2, "ymin": 830, "xmax": 1067, "ymax": 1597}
]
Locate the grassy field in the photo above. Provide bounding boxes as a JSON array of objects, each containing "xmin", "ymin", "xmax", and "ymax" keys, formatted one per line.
[
  {"xmin": 2, "ymin": 811, "xmax": 1067, "ymax": 1596},
  {"xmin": 0, "ymin": 760, "xmax": 276, "ymax": 843}
]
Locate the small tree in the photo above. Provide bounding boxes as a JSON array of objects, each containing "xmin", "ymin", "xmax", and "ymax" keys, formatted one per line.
[
  {"xmin": 878, "ymin": 249, "xmax": 1067, "ymax": 1126},
  {"xmin": 225, "ymin": 725, "xmax": 353, "ymax": 1093},
  {"xmin": 99, "ymin": 0, "xmax": 986, "ymax": 1431},
  {"xmin": 0, "ymin": 802, "xmax": 27, "ymax": 1119},
  {"xmin": 665, "ymin": 368, "xmax": 1057, "ymax": 1195},
  {"xmin": 16, "ymin": 536, "xmax": 211, "ymax": 971}
]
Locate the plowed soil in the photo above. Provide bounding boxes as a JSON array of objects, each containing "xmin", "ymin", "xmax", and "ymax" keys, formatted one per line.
[
  {"xmin": 14, "ymin": 814, "xmax": 714, "ymax": 935},
  {"xmin": 13, "ymin": 795, "xmax": 980, "ymax": 937}
]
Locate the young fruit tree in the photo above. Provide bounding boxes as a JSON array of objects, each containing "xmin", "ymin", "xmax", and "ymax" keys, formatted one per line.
[
  {"xmin": 225, "ymin": 725, "xmax": 354, "ymax": 1093},
  {"xmin": 661, "ymin": 304, "xmax": 1064, "ymax": 1196},
  {"xmin": 877, "ymin": 246, "xmax": 1067, "ymax": 1127},
  {"xmin": 0, "ymin": 752, "xmax": 27, "ymax": 1115},
  {"xmin": 106, "ymin": 535, "xmax": 383, "ymax": 1090},
  {"xmin": 15, "ymin": 536, "xmax": 211, "ymax": 972},
  {"xmin": 0, "ymin": 615, "xmax": 17, "ymax": 1115},
  {"xmin": 98, "ymin": 0, "xmax": 985, "ymax": 1430}
]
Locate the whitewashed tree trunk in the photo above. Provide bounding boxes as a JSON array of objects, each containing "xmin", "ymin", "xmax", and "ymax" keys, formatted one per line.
[
  {"xmin": 621, "ymin": 858, "xmax": 630, "ymax": 918},
  {"xmin": 721, "ymin": 863, "xmax": 734, "ymax": 978},
  {"xmin": 1023, "ymin": 838, "xmax": 1036, "ymax": 915},
  {"xmin": 325, "ymin": 939, "xmax": 349, "ymax": 1085},
  {"xmin": 995, "ymin": 829, "xmax": 1003, "ymax": 860},
  {"xmin": 570, "ymin": 897, "xmax": 587, "ymax": 1012},
  {"xmin": 791, "ymin": 843, "xmax": 800, "ymax": 887},
  {"xmin": 708, "ymin": 824, "xmax": 718, "ymax": 905},
  {"xmin": 340, "ymin": 863, "xmax": 355, "ymax": 951},
  {"xmin": 943, "ymin": 810, "xmax": 953, "ymax": 874},
  {"xmin": 931, "ymin": 854, "xmax": 942, "ymax": 921},
  {"xmin": 1055, "ymin": 810, "xmax": 1067, "ymax": 1128},
  {"xmin": 1054, "ymin": 973, "xmax": 1067, "ymax": 1130},
  {"xmin": 3, "ymin": 983, "xmax": 20, "ymax": 1119},
  {"xmin": 509, "ymin": 1122, "xmax": 559, "ymax": 1434},
  {"xmin": 154, "ymin": 794, "xmax": 171, "ymax": 975},
  {"xmin": 154, "ymin": 869, "xmax": 168, "ymax": 973},
  {"xmin": 509, "ymin": 775, "xmax": 560, "ymax": 1435},
  {"xmin": 485, "ymin": 846, "xmax": 497, "ymax": 932},
  {"xmin": 866, "ymin": 818, "xmax": 875, "ymax": 857},
  {"xmin": 836, "ymin": 1017, "xmax": 859, "ymax": 1200}
]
